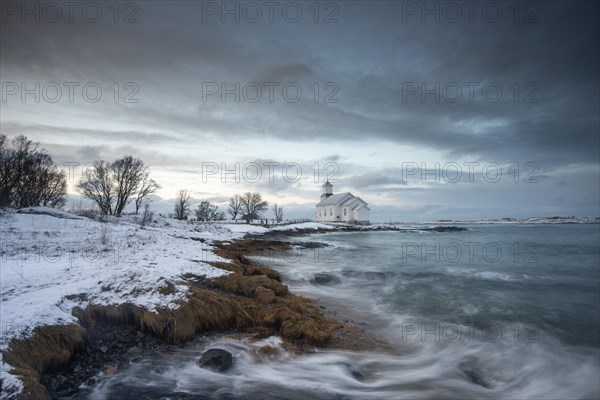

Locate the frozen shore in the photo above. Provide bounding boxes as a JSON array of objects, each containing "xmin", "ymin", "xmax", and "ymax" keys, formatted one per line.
[{"xmin": 0, "ymin": 207, "xmax": 383, "ymax": 399}]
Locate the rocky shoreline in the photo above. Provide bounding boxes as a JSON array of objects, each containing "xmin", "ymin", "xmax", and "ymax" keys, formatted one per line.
[
  {"xmin": 40, "ymin": 323, "xmax": 165, "ymax": 399},
  {"xmin": 248, "ymin": 224, "xmax": 467, "ymax": 240},
  {"xmin": 6, "ymin": 235, "xmax": 385, "ymax": 399}
]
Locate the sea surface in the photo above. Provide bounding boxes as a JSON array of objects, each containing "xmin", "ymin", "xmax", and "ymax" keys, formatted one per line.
[{"xmin": 82, "ymin": 224, "xmax": 600, "ymax": 399}]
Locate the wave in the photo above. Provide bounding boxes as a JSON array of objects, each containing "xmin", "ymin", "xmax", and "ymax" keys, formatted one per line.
[{"xmin": 81, "ymin": 332, "xmax": 600, "ymax": 400}]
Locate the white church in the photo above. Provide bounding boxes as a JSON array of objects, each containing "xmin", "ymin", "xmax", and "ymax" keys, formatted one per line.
[{"xmin": 316, "ymin": 181, "xmax": 370, "ymax": 224}]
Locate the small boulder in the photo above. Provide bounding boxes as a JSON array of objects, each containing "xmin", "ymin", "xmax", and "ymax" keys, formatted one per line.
[
  {"xmin": 127, "ymin": 345, "xmax": 141, "ymax": 355},
  {"xmin": 310, "ymin": 273, "xmax": 341, "ymax": 285},
  {"xmin": 341, "ymin": 362, "xmax": 364, "ymax": 381},
  {"xmin": 257, "ymin": 345, "xmax": 279, "ymax": 358},
  {"xmin": 198, "ymin": 348, "xmax": 233, "ymax": 372},
  {"xmin": 463, "ymin": 369, "xmax": 491, "ymax": 388}
]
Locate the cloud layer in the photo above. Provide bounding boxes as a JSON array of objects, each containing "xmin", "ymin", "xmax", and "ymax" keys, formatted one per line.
[{"xmin": 2, "ymin": 1, "xmax": 598, "ymax": 220}]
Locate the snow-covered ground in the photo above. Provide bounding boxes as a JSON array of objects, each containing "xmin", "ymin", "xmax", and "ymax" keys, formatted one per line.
[{"xmin": 0, "ymin": 207, "xmax": 332, "ymax": 397}]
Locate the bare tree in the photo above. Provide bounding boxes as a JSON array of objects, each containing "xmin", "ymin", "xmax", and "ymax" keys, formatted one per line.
[
  {"xmin": 0, "ymin": 134, "xmax": 22, "ymax": 206},
  {"xmin": 0, "ymin": 135, "xmax": 11, "ymax": 205},
  {"xmin": 273, "ymin": 203, "xmax": 283, "ymax": 223},
  {"xmin": 134, "ymin": 176, "xmax": 160, "ymax": 214},
  {"xmin": 228, "ymin": 194, "xmax": 242, "ymax": 220},
  {"xmin": 77, "ymin": 155, "xmax": 159, "ymax": 216},
  {"xmin": 139, "ymin": 203, "xmax": 154, "ymax": 229},
  {"xmin": 40, "ymin": 166, "xmax": 67, "ymax": 208},
  {"xmin": 0, "ymin": 135, "xmax": 67, "ymax": 208},
  {"xmin": 112, "ymin": 155, "xmax": 147, "ymax": 216},
  {"xmin": 77, "ymin": 161, "xmax": 114, "ymax": 215},
  {"xmin": 174, "ymin": 189, "xmax": 191, "ymax": 220},
  {"xmin": 195, "ymin": 200, "xmax": 219, "ymax": 222},
  {"xmin": 240, "ymin": 192, "xmax": 268, "ymax": 224}
]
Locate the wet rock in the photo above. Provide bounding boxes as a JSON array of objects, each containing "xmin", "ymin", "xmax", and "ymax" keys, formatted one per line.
[
  {"xmin": 43, "ymin": 322, "xmax": 169, "ymax": 397},
  {"xmin": 54, "ymin": 383, "xmax": 78, "ymax": 397},
  {"xmin": 349, "ymin": 367, "xmax": 365, "ymax": 381},
  {"xmin": 341, "ymin": 270, "xmax": 390, "ymax": 280},
  {"xmin": 310, "ymin": 273, "xmax": 341, "ymax": 285},
  {"xmin": 292, "ymin": 241, "xmax": 329, "ymax": 249},
  {"xmin": 198, "ymin": 348, "xmax": 233, "ymax": 372},
  {"xmin": 351, "ymin": 369, "xmax": 365, "ymax": 381},
  {"xmin": 47, "ymin": 377, "xmax": 60, "ymax": 392},
  {"xmin": 426, "ymin": 226, "xmax": 467, "ymax": 232},
  {"xmin": 118, "ymin": 335, "xmax": 133, "ymax": 343},
  {"xmin": 463, "ymin": 369, "xmax": 491, "ymax": 388},
  {"xmin": 98, "ymin": 332, "xmax": 114, "ymax": 341},
  {"xmin": 127, "ymin": 345, "xmax": 142, "ymax": 354},
  {"xmin": 342, "ymin": 362, "xmax": 365, "ymax": 381},
  {"xmin": 257, "ymin": 345, "xmax": 279, "ymax": 358}
]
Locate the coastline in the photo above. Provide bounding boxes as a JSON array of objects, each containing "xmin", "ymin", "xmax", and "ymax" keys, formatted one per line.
[
  {"xmin": 1, "ymin": 222, "xmax": 388, "ymax": 399},
  {"xmin": 0, "ymin": 207, "xmax": 472, "ymax": 399},
  {"xmin": 5, "ymin": 215, "xmax": 597, "ymax": 398}
]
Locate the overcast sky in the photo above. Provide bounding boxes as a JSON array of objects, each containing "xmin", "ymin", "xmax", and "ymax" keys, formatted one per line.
[{"xmin": 1, "ymin": 0, "xmax": 598, "ymax": 222}]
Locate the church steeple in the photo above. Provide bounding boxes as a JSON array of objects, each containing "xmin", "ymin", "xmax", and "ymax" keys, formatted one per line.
[{"xmin": 321, "ymin": 180, "xmax": 333, "ymax": 200}]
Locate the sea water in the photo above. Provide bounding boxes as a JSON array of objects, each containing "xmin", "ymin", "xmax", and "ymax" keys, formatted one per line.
[{"xmin": 83, "ymin": 224, "xmax": 600, "ymax": 399}]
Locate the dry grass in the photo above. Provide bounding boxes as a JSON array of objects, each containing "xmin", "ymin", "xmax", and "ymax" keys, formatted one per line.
[
  {"xmin": 2, "ymin": 324, "xmax": 86, "ymax": 400},
  {"xmin": 72, "ymin": 286, "xmax": 252, "ymax": 345},
  {"xmin": 206, "ymin": 239, "xmax": 343, "ymax": 347},
  {"xmin": 207, "ymin": 273, "xmax": 288, "ymax": 298}
]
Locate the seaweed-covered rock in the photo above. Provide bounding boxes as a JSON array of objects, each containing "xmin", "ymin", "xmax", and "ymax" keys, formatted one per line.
[
  {"xmin": 198, "ymin": 348, "xmax": 233, "ymax": 372},
  {"xmin": 310, "ymin": 273, "xmax": 341, "ymax": 285}
]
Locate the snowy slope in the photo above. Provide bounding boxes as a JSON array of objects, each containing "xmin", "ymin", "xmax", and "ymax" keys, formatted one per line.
[{"xmin": 0, "ymin": 208, "xmax": 340, "ymax": 397}]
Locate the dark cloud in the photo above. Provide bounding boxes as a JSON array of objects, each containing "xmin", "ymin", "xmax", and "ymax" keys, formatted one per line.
[
  {"xmin": 254, "ymin": 63, "xmax": 314, "ymax": 84},
  {"xmin": 346, "ymin": 172, "xmax": 407, "ymax": 189},
  {"xmin": 1, "ymin": 1, "xmax": 598, "ymax": 220}
]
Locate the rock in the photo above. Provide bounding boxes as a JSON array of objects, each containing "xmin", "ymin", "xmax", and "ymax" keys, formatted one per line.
[
  {"xmin": 55, "ymin": 383, "xmax": 78, "ymax": 397},
  {"xmin": 127, "ymin": 346, "xmax": 142, "ymax": 354},
  {"xmin": 341, "ymin": 270, "xmax": 389, "ymax": 280},
  {"xmin": 100, "ymin": 346, "xmax": 108, "ymax": 354},
  {"xmin": 198, "ymin": 348, "xmax": 233, "ymax": 372},
  {"xmin": 293, "ymin": 241, "xmax": 329, "ymax": 249},
  {"xmin": 48, "ymin": 377, "xmax": 60, "ymax": 392},
  {"xmin": 257, "ymin": 345, "xmax": 279, "ymax": 358},
  {"xmin": 427, "ymin": 226, "xmax": 467, "ymax": 232},
  {"xmin": 463, "ymin": 369, "xmax": 491, "ymax": 388},
  {"xmin": 98, "ymin": 332, "xmax": 114, "ymax": 341},
  {"xmin": 350, "ymin": 368, "xmax": 365, "ymax": 381},
  {"xmin": 310, "ymin": 273, "xmax": 341, "ymax": 285},
  {"xmin": 342, "ymin": 363, "xmax": 364, "ymax": 381}
]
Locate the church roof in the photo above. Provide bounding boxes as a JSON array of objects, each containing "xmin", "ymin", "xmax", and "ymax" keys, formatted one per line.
[{"xmin": 316, "ymin": 192, "xmax": 369, "ymax": 208}]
